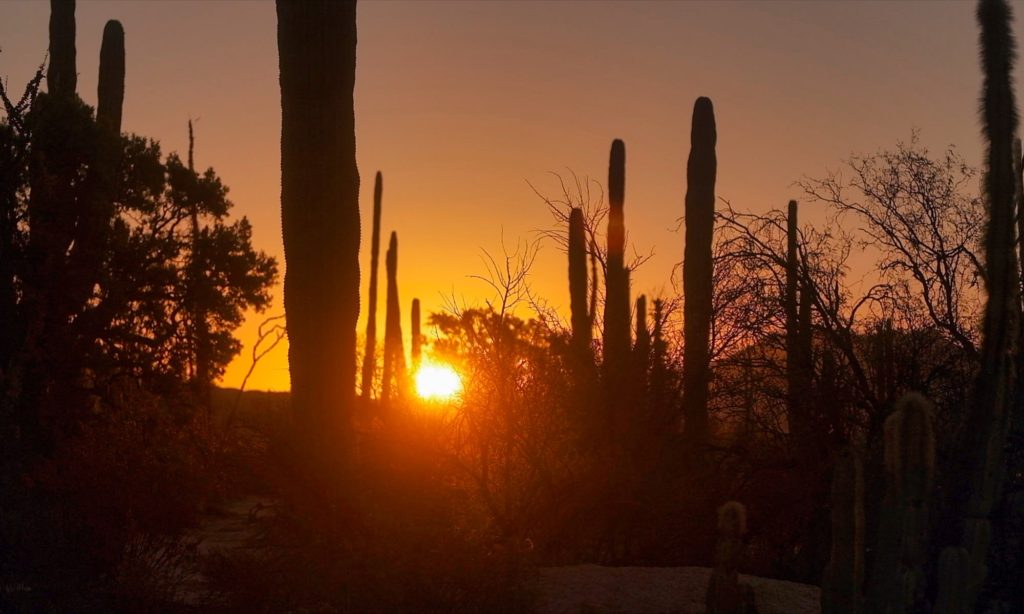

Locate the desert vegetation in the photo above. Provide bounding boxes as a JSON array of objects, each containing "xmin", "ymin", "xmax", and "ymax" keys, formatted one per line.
[{"xmin": 1, "ymin": 0, "xmax": 1023, "ymax": 612}]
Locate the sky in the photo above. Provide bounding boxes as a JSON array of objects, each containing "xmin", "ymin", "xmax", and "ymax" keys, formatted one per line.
[{"xmin": 0, "ymin": 0, "xmax": 1012, "ymax": 391}]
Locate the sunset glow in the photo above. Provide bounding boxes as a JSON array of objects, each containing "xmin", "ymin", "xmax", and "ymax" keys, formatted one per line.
[{"xmin": 415, "ymin": 362, "xmax": 463, "ymax": 401}]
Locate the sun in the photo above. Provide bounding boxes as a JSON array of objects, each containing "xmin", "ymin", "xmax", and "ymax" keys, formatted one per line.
[{"xmin": 415, "ymin": 362, "xmax": 463, "ymax": 401}]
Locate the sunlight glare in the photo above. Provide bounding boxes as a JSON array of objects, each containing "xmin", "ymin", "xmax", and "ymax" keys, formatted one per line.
[{"xmin": 415, "ymin": 362, "xmax": 463, "ymax": 401}]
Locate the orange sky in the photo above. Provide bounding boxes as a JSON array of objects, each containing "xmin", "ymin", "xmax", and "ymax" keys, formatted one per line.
[{"xmin": 0, "ymin": 0, "xmax": 1009, "ymax": 391}]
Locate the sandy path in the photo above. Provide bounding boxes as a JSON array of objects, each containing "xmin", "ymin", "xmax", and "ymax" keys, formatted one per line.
[{"xmin": 534, "ymin": 564, "xmax": 820, "ymax": 614}]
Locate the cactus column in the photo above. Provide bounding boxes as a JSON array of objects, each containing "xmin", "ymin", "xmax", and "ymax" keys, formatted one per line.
[
  {"xmin": 381, "ymin": 232, "xmax": 405, "ymax": 405},
  {"xmin": 866, "ymin": 392, "xmax": 936, "ymax": 613},
  {"xmin": 821, "ymin": 447, "xmax": 864, "ymax": 614},
  {"xmin": 411, "ymin": 298, "xmax": 421, "ymax": 374},
  {"xmin": 277, "ymin": 0, "xmax": 360, "ymax": 460},
  {"xmin": 361, "ymin": 171, "xmax": 383, "ymax": 399},
  {"xmin": 957, "ymin": 1, "xmax": 1022, "ymax": 608},
  {"xmin": 569, "ymin": 207, "xmax": 591, "ymax": 355},
  {"xmin": 682, "ymin": 97, "xmax": 717, "ymax": 443},
  {"xmin": 603, "ymin": 139, "xmax": 631, "ymax": 440}
]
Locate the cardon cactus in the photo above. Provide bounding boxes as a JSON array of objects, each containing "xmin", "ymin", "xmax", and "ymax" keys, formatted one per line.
[
  {"xmin": 411, "ymin": 298, "xmax": 421, "ymax": 374},
  {"xmin": 934, "ymin": 547, "xmax": 971, "ymax": 614},
  {"xmin": 568, "ymin": 206, "xmax": 591, "ymax": 354},
  {"xmin": 381, "ymin": 231, "xmax": 405, "ymax": 405},
  {"xmin": 603, "ymin": 140, "xmax": 630, "ymax": 375},
  {"xmin": 361, "ymin": 171, "xmax": 383, "ymax": 399},
  {"xmin": 958, "ymin": 1, "xmax": 1022, "ymax": 609},
  {"xmin": 683, "ymin": 97, "xmax": 716, "ymax": 443},
  {"xmin": 821, "ymin": 446, "xmax": 865, "ymax": 614},
  {"xmin": 706, "ymin": 501, "xmax": 756, "ymax": 614},
  {"xmin": 866, "ymin": 392, "xmax": 936, "ymax": 613},
  {"xmin": 48, "ymin": 0, "xmax": 77, "ymax": 98},
  {"xmin": 603, "ymin": 139, "xmax": 631, "ymax": 439},
  {"xmin": 277, "ymin": 0, "xmax": 360, "ymax": 459}
]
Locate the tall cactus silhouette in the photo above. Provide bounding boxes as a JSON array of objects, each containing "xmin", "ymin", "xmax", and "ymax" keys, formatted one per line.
[
  {"xmin": 683, "ymin": 97, "xmax": 717, "ymax": 443},
  {"xmin": 603, "ymin": 140, "xmax": 631, "ymax": 439},
  {"xmin": 97, "ymin": 20, "xmax": 124, "ymax": 133},
  {"xmin": 603, "ymin": 139, "xmax": 630, "ymax": 371},
  {"xmin": 821, "ymin": 447, "xmax": 864, "ymax": 614},
  {"xmin": 277, "ymin": 0, "xmax": 360, "ymax": 455},
  {"xmin": 957, "ymin": 1, "xmax": 1021, "ymax": 608},
  {"xmin": 784, "ymin": 200, "xmax": 805, "ymax": 444},
  {"xmin": 361, "ymin": 171, "xmax": 383, "ymax": 399},
  {"xmin": 411, "ymin": 298, "xmax": 421, "ymax": 374},
  {"xmin": 381, "ymin": 232, "xmax": 405, "ymax": 405},
  {"xmin": 866, "ymin": 392, "xmax": 936, "ymax": 613},
  {"xmin": 47, "ymin": 0, "xmax": 76, "ymax": 99},
  {"xmin": 569, "ymin": 207, "xmax": 591, "ymax": 355}
]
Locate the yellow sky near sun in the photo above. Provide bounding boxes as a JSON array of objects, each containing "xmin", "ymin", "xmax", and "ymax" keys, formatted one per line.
[{"xmin": 0, "ymin": 0, "xmax": 1008, "ymax": 391}]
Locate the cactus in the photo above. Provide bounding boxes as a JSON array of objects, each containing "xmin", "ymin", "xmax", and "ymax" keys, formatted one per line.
[
  {"xmin": 866, "ymin": 392, "xmax": 936, "ymax": 613},
  {"xmin": 603, "ymin": 139, "xmax": 630, "ymax": 374},
  {"xmin": 568, "ymin": 207, "xmax": 591, "ymax": 355},
  {"xmin": 277, "ymin": 0, "xmax": 360, "ymax": 453},
  {"xmin": 682, "ymin": 97, "xmax": 716, "ymax": 443},
  {"xmin": 411, "ymin": 298, "xmax": 421, "ymax": 374},
  {"xmin": 706, "ymin": 501, "xmax": 756, "ymax": 613},
  {"xmin": 957, "ymin": 1, "xmax": 1021, "ymax": 608},
  {"xmin": 47, "ymin": 0, "xmax": 77, "ymax": 98},
  {"xmin": 935, "ymin": 547, "xmax": 971, "ymax": 614},
  {"xmin": 68, "ymin": 18, "xmax": 125, "ymax": 313},
  {"xmin": 821, "ymin": 447, "xmax": 864, "ymax": 614},
  {"xmin": 381, "ymin": 231, "xmax": 405, "ymax": 405},
  {"xmin": 785, "ymin": 200, "xmax": 800, "ymax": 434},
  {"xmin": 361, "ymin": 171, "xmax": 383, "ymax": 399},
  {"xmin": 603, "ymin": 139, "xmax": 631, "ymax": 439},
  {"xmin": 634, "ymin": 295, "xmax": 650, "ymax": 367}
]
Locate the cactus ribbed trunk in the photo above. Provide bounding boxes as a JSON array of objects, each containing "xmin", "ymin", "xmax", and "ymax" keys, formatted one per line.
[
  {"xmin": 867, "ymin": 393, "xmax": 936, "ymax": 613},
  {"xmin": 958, "ymin": 1, "xmax": 1021, "ymax": 608},
  {"xmin": 277, "ymin": 0, "xmax": 360, "ymax": 461},
  {"xmin": 381, "ymin": 232, "xmax": 405, "ymax": 405},
  {"xmin": 682, "ymin": 97, "xmax": 716, "ymax": 443},
  {"xmin": 361, "ymin": 171, "xmax": 383, "ymax": 399},
  {"xmin": 97, "ymin": 20, "xmax": 124, "ymax": 134},
  {"xmin": 47, "ymin": 0, "xmax": 76, "ymax": 99},
  {"xmin": 411, "ymin": 298, "xmax": 421, "ymax": 374},
  {"xmin": 187, "ymin": 121, "xmax": 211, "ymax": 405},
  {"xmin": 821, "ymin": 447, "xmax": 864, "ymax": 614},
  {"xmin": 785, "ymin": 200, "xmax": 803, "ymax": 444},
  {"xmin": 569, "ymin": 207, "xmax": 591, "ymax": 355},
  {"xmin": 603, "ymin": 139, "xmax": 630, "ymax": 438}
]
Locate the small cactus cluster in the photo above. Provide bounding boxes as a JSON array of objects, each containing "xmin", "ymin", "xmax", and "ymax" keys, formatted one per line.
[
  {"xmin": 706, "ymin": 501, "xmax": 757, "ymax": 614},
  {"xmin": 820, "ymin": 393, "xmax": 937, "ymax": 613}
]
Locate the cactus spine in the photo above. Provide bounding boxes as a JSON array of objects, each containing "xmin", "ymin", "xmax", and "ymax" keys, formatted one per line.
[
  {"xmin": 381, "ymin": 232, "xmax": 405, "ymax": 405},
  {"xmin": 866, "ymin": 392, "xmax": 936, "ymax": 613},
  {"xmin": 568, "ymin": 207, "xmax": 591, "ymax": 355},
  {"xmin": 957, "ymin": 1, "xmax": 1021, "ymax": 608},
  {"xmin": 411, "ymin": 298, "xmax": 421, "ymax": 374},
  {"xmin": 821, "ymin": 447, "xmax": 864, "ymax": 614},
  {"xmin": 683, "ymin": 97, "xmax": 717, "ymax": 443},
  {"xmin": 362, "ymin": 171, "xmax": 383, "ymax": 399},
  {"xmin": 277, "ymin": 0, "xmax": 360, "ymax": 457}
]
